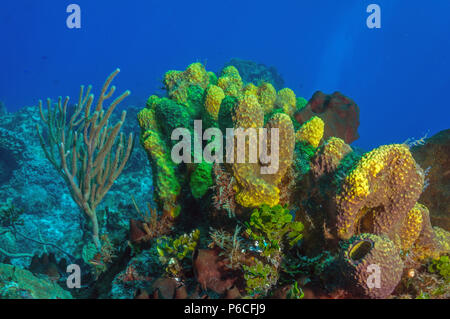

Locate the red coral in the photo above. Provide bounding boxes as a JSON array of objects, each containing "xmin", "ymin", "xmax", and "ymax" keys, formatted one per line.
[
  {"xmin": 295, "ymin": 91, "xmax": 360, "ymax": 144},
  {"xmin": 193, "ymin": 248, "xmax": 238, "ymax": 294}
]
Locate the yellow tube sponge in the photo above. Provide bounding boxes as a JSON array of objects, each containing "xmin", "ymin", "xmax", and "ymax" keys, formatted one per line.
[
  {"xmin": 257, "ymin": 82, "xmax": 277, "ymax": 114},
  {"xmin": 275, "ymin": 88, "xmax": 296, "ymax": 116},
  {"xmin": 310, "ymin": 137, "xmax": 352, "ymax": 179},
  {"xmin": 217, "ymin": 66, "xmax": 243, "ymax": 97},
  {"xmin": 231, "ymin": 95, "xmax": 295, "ymax": 208},
  {"xmin": 242, "ymin": 83, "xmax": 258, "ymax": 97},
  {"xmin": 394, "ymin": 203, "xmax": 424, "ymax": 251},
  {"xmin": 204, "ymin": 85, "xmax": 225, "ymax": 121},
  {"xmin": 409, "ymin": 206, "xmax": 450, "ymax": 261},
  {"xmin": 296, "ymin": 116, "xmax": 325, "ymax": 148}
]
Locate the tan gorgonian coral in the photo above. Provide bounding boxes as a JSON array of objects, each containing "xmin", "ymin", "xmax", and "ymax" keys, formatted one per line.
[{"xmin": 36, "ymin": 69, "xmax": 133, "ymax": 248}]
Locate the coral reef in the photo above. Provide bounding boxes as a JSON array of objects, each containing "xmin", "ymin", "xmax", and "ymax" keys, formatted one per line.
[{"xmin": 0, "ymin": 61, "xmax": 448, "ymax": 300}]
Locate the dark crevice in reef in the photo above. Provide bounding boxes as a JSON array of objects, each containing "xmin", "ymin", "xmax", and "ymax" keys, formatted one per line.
[
  {"xmin": 0, "ymin": 147, "xmax": 20, "ymax": 184},
  {"xmin": 72, "ymin": 246, "xmax": 133, "ymax": 299}
]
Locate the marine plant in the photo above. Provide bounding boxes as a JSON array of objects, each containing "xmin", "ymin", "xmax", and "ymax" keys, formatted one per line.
[
  {"xmin": 0, "ymin": 201, "xmax": 24, "ymax": 228},
  {"xmin": 36, "ymin": 69, "xmax": 134, "ymax": 248},
  {"xmin": 286, "ymin": 281, "xmax": 305, "ymax": 299},
  {"xmin": 156, "ymin": 229, "xmax": 200, "ymax": 278},
  {"xmin": 242, "ymin": 259, "xmax": 279, "ymax": 297},
  {"xmin": 428, "ymin": 255, "xmax": 450, "ymax": 283},
  {"xmin": 209, "ymin": 225, "xmax": 249, "ymax": 270},
  {"xmin": 245, "ymin": 204, "xmax": 304, "ymax": 259}
]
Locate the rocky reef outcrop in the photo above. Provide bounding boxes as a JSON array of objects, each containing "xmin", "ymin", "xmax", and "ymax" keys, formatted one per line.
[{"xmin": 411, "ymin": 129, "xmax": 450, "ymax": 231}]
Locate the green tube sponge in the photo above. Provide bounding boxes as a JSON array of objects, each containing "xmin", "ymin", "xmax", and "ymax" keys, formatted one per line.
[
  {"xmin": 190, "ymin": 162, "xmax": 214, "ymax": 199},
  {"xmin": 154, "ymin": 98, "xmax": 191, "ymax": 144},
  {"xmin": 218, "ymin": 95, "xmax": 238, "ymax": 134},
  {"xmin": 138, "ymin": 102, "xmax": 181, "ymax": 220}
]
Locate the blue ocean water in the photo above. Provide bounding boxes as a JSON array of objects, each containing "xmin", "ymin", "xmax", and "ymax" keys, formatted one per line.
[{"xmin": 1, "ymin": 0, "xmax": 449, "ymax": 149}]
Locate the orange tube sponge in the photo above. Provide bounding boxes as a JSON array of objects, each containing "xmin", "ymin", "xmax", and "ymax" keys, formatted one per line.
[{"xmin": 335, "ymin": 144, "xmax": 424, "ymax": 240}]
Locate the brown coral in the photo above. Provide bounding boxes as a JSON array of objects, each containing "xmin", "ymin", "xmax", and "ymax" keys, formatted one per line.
[
  {"xmin": 193, "ymin": 248, "xmax": 238, "ymax": 294},
  {"xmin": 339, "ymin": 233, "xmax": 404, "ymax": 299}
]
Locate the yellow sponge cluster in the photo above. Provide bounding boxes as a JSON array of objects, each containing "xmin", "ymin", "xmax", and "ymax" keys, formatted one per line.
[
  {"xmin": 204, "ymin": 85, "xmax": 225, "ymax": 121},
  {"xmin": 296, "ymin": 116, "xmax": 325, "ymax": 148}
]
